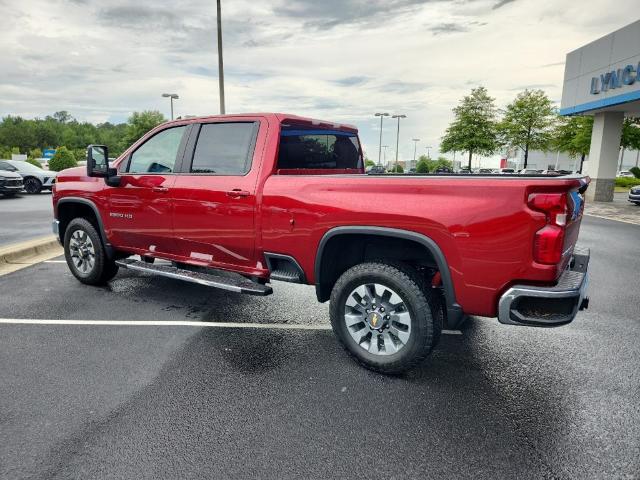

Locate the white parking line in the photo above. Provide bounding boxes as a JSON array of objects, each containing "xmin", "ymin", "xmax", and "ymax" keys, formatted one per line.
[{"xmin": 0, "ymin": 318, "xmax": 462, "ymax": 334}]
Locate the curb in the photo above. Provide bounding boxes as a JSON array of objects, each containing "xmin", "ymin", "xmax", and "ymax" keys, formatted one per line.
[{"xmin": 0, "ymin": 236, "xmax": 62, "ymax": 266}]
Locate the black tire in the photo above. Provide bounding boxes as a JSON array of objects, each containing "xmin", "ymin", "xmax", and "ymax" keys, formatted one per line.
[
  {"xmin": 23, "ymin": 177, "xmax": 42, "ymax": 194},
  {"xmin": 330, "ymin": 261, "xmax": 442, "ymax": 374},
  {"xmin": 64, "ymin": 218, "xmax": 119, "ymax": 285}
]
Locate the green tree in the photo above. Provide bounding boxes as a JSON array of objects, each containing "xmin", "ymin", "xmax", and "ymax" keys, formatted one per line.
[
  {"xmin": 28, "ymin": 148, "xmax": 42, "ymax": 159},
  {"xmin": 499, "ymin": 89, "xmax": 556, "ymax": 168},
  {"xmin": 552, "ymin": 116, "xmax": 593, "ymax": 173},
  {"xmin": 26, "ymin": 157, "xmax": 43, "ymax": 168},
  {"xmin": 11, "ymin": 146, "xmax": 20, "ymax": 155},
  {"xmin": 389, "ymin": 164, "xmax": 404, "ymax": 173},
  {"xmin": 415, "ymin": 156, "xmax": 430, "ymax": 173},
  {"xmin": 365, "ymin": 158, "xmax": 375, "ymax": 168},
  {"xmin": 123, "ymin": 110, "xmax": 166, "ymax": 148},
  {"xmin": 619, "ymin": 118, "xmax": 640, "ymax": 171},
  {"xmin": 441, "ymin": 86, "xmax": 499, "ymax": 170},
  {"xmin": 48, "ymin": 146, "xmax": 77, "ymax": 172}
]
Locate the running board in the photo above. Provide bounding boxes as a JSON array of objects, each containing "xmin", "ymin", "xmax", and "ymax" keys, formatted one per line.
[{"xmin": 115, "ymin": 259, "xmax": 272, "ymax": 296}]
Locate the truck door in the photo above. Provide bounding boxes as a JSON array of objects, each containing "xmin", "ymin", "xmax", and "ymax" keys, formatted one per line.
[
  {"xmin": 107, "ymin": 124, "xmax": 189, "ymax": 255},
  {"xmin": 170, "ymin": 120, "xmax": 264, "ymax": 273}
]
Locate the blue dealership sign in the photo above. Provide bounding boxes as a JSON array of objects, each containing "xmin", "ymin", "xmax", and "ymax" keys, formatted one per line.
[{"xmin": 43, "ymin": 149, "xmax": 56, "ymax": 158}]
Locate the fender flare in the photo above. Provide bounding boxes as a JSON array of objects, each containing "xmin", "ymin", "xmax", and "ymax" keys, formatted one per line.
[
  {"xmin": 57, "ymin": 197, "xmax": 114, "ymax": 259},
  {"xmin": 314, "ymin": 226, "xmax": 464, "ymax": 327}
]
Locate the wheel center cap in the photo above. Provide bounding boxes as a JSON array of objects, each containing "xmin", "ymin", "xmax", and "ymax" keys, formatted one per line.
[{"xmin": 367, "ymin": 311, "xmax": 384, "ymax": 330}]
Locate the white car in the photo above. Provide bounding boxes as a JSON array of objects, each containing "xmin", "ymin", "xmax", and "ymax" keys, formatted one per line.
[
  {"xmin": 617, "ymin": 170, "xmax": 635, "ymax": 178},
  {"xmin": 0, "ymin": 160, "xmax": 57, "ymax": 194}
]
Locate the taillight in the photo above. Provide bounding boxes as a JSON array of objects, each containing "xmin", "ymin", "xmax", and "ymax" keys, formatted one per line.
[{"xmin": 528, "ymin": 193, "xmax": 568, "ymax": 264}]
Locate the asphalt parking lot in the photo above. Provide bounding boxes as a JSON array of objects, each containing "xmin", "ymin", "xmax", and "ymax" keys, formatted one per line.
[
  {"xmin": 0, "ymin": 216, "xmax": 638, "ymax": 479},
  {"xmin": 0, "ymin": 192, "xmax": 53, "ymax": 246}
]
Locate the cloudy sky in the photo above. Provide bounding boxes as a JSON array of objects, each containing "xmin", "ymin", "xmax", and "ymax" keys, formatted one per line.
[{"xmin": 1, "ymin": 0, "xmax": 639, "ymax": 163}]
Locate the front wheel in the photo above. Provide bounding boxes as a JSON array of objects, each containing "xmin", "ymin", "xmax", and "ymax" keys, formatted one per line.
[
  {"xmin": 330, "ymin": 262, "xmax": 441, "ymax": 374},
  {"xmin": 64, "ymin": 218, "xmax": 118, "ymax": 285},
  {"xmin": 23, "ymin": 177, "xmax": 42, "ymax": 194}
]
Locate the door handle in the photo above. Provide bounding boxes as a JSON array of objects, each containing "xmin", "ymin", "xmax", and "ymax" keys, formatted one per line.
[
  {"xmin": 152, "ymin": 186, "xmax": 169, "ymax": 193},
  {"xmin": 226, "ymin": 189, "xmax": 250, "ymax": 198}
]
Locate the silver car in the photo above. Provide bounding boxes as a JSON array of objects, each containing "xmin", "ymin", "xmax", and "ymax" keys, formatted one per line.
[{"xmin": 0, "ymin": 160, "xmax": 57, "ymax": 194}]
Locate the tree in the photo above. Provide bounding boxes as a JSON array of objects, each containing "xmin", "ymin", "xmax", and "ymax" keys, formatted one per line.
[
  {"xmin": 619, "ymin": 118, "xmax": 640, "ymax": 171},
  {"xmin": 48, "ymin": 146, "xmax": 77, "ymax": 172},
  {"xmin": 365, "ymin": 158, "xmax": 375, "ymax": 168},
  {"xmin": 441, "ymin": 86, "xmax": 499, "ymax": 170},
  {"xmin": 123, "ymin": 110, "xmax": 166, "ymax": 148},
  {"xmin": 389, "ymin": 164, "xmax": 404, "ymax": 173},
  {"xmin": 415, "ymin": 157, "xmax": 430, "ymax": 173},
  {"xmin": 552, "ymin": 115, "xmax": 593, "ymax": 173},
  {"xmin": 29, "ymin": 148, "xmax": 43, "ymax": 159},
  {"xmin": 499, "ymin": 89, "xmax": 556, "ymax": 168}
]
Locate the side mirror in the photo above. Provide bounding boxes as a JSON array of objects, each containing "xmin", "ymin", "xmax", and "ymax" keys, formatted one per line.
[{"xmin": 87, "ymin": 145, "xmax": 109, "ymax": 177}]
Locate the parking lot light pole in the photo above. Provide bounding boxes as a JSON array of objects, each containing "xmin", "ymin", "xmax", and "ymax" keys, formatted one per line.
[
  {"xmin": 382, "ymin": 145, "xmax": 389, "ymax": 169},
  {"xmin": 425, "ymin": 146, "xmax": 432, "ymax": 159},
  {"xmin": 217, "ymin": 0, "xmax": 226, "ymax": 114},
  {"xmin": 392, "ymin": 114, "xmax": 406, "ymax": 171},
  {"xmin": 412, "ymin": 138, "xmax": 420, "ymax": 162},
  {"xmin": 161, "ymin": 93, "xmax": 179, "ymax": 120},
  {"xmin": 375, "ymin": 113, "xmax": 389, "ymax": 165}
]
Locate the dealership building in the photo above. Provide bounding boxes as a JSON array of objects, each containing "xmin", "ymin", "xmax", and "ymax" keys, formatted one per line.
[{"xmin": 560, "ymin": 19, "xmax": 640, "ymax": 201}]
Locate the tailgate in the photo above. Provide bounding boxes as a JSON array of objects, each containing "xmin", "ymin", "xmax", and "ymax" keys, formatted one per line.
[{"xmin": 559, "ymin": 180, "xmax": 589, "ymax": 272}]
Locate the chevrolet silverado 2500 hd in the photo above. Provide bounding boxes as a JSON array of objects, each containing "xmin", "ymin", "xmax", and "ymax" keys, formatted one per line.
[{"xmin": 52, "ymin": 113, "xmax": 590, "ymax": 373}]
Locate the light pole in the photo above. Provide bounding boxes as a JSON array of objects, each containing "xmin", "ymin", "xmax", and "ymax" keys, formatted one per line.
[
  {"xmin": 375, "ymin": 113, "xmax": 389, "ymax": 166},
  {"xmin": 391, "ymin": 114, "xmax": 406, "ymax": 171},
  {"xmin": 412, "ymin": 138, "xmax": 420, "ymax": 167},
  {"xmin": 425, "ymin": 146, "xmax": 432, "ymax": 158},
  {"xmin": 161, "ymin": 93, "xmax": 179, "ymax": 120},
  {"xmin": 216, "ymin": 0, "xmax": 226, "ymax": 114},
  {"xmin": 382, "ymin": 145, "xmax": 389, "ymax": 169}
]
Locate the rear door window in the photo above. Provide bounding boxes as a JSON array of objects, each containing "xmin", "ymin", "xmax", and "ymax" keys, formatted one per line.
[
  {"xmin": 190, "ymin": 122, "xmax": 258, "ymax": 175},
  {"xmin": 277, "ymin": 128, "xmax": 362, "ymax": 170}
]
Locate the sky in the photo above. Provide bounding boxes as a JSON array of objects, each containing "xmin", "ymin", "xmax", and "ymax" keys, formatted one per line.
[{"xmin": 1, "ymin": 0, "xmax": 639, "ymax": 165}]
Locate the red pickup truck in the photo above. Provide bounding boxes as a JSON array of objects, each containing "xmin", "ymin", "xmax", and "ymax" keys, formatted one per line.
[{"xmin": 52, "ymin": 113, "xmax": 590, "ymax": 373}]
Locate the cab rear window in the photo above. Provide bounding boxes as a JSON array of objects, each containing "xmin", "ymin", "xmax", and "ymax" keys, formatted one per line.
[{"xmin": 277, "ymin": 128, "xmax": 362, "ymax": 170}]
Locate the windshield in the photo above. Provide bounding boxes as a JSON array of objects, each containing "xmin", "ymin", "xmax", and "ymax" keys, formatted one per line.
[{"xmin": 9, "ymin": 161, "xmax": 44, "ymax": 172}]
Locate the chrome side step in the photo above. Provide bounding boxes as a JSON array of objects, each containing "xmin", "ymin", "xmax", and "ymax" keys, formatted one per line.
[{"xmin": 115, "ymin": 259, "xmax": 272, "ymax": 296}]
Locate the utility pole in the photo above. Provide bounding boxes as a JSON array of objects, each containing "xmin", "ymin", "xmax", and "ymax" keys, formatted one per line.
[
  {"xmin": 382, "ymin": 145, "xmax": 389, "ymax": 169},
  {"xmin": 392, "ymin": 114, "xmax": 406, "ymax": 171},
  {"xmin": 375, "ymin": 113, "xmax": 389, "ymax": 165},
  {"xmin": 216, "ymin": 0, "xmax": 226, "ymax": 114},
  {"xmin": 161, "ymin": 93, "xmax": 179, "ymax": 120},
  {"xmin": 425, "ymin": 146, "xmax": 432, "ymax": 159},
  {"xmin": 412, "ymin": 138, "xmax": 420, "ymax": 163}
]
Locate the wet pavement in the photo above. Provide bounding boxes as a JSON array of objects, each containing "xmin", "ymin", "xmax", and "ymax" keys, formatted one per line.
[{"xmin": 0, "ymin": 216, "xmax": 638, "ymax": 479}]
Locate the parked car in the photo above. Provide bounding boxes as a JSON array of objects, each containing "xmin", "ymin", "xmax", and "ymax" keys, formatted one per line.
[
  {"xmin": 541, "ymin": 169, "xmax": 562, "ymax": 176},
  {"xmin": 367, "ymin": 165, "xmax": 386, "ymax": 174},
  {"xmin": 519, "ymin": 169, "xmax": 542, "ymax": 175},
  {"xmin": 52, "ymin": 113, "xmax": 591, "ymax": 374},
  {"xmin": 498, "ymin": 168, "xmax": 516, "ymax": 174},
  {"xmin": 0, "ymin": 169, "xmax": 24, "ymax": 197},
  {"xmin": 629, "ymin": 186, "xmax": 640, "ymax": 205},
  {"xmin": 0, "ymin": 160, "xmax": 57, "ymax": 193},
  {"xmin": 477, "ymin": 168, "xmax": 494, "ymax": 174},
  {"xmin": 618, "ymin": 171, "xmax": 635, "ymax": 178}
]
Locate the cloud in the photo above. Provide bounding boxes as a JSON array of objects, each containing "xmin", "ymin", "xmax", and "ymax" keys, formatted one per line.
[{"xmin": 430, "ymin": 23, "xmax": 468, "ymax": 35}]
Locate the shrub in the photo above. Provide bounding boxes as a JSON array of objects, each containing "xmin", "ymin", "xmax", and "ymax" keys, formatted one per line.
[
  {"xmin": 615, "ymin": 177, "xmax": 640, "ymax": 188},
  {"xmin": 415, "ymin": 159, "xmax": 430, "ymax": 173},
  {"xmin": 48, "ymin": 146, "xmax": 77, "ymax": 172},
  {"xmin": 389, "ymin": 164, "xmax": 404, "ymax": 173},
  {"xmin": 25, "ymin": 158, "xmax": 43, "ymax": 168},
  {"xmin": 28, "ymin": 148, "xmax": 42, "ymax": 160},
  {"xmin": 630, "ymin": 166, "xmax": 640, "ymax": 179}
]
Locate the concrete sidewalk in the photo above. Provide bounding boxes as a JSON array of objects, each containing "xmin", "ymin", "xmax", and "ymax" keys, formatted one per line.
[{"xmin": 585, "ymin": 191, "xmax": 640, "ymax": 225}]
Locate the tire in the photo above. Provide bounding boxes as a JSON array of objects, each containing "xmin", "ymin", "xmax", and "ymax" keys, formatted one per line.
[
  {"xmin": 330, "ymin": 261, "xmax": 442, "ymax": 374},
  {"xmin": 64, "ymin": 218, "xmax": 119, "ymax": 285},
  {"xmin": 23, "ymin": 177, "xmax": 42, "ymax": 194}
]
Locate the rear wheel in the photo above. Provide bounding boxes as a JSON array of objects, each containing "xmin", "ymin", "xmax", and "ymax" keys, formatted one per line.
[
  {"xmin": 23, "ymin": 177, "xmax": 42, "ymax": 194},
  {"xmin": 64, "ymin": 218, "xmax": 118, "ymax": 285},
  {"xmin": 330, "ymin": 261, "xmax": 441, "ymax": 374}
]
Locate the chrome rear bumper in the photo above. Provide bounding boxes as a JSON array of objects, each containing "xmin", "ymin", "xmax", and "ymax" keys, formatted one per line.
[{"xmin": 498, "ymin": 247, "xmax": 590, "ymax": 327}]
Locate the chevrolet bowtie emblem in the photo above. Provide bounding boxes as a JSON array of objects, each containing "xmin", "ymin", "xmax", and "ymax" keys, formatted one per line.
[{"xmin": 371, "ymin": 314, "xmax": 379, "ymax": 327}]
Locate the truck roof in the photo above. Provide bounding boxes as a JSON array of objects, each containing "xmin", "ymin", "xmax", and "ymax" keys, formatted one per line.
[{"xmin": 164, "ymin": 113, "xmax": 358, "ymax": 133}]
